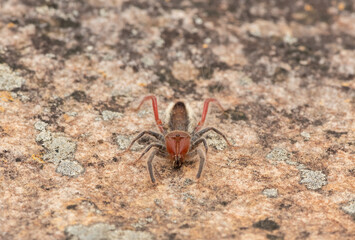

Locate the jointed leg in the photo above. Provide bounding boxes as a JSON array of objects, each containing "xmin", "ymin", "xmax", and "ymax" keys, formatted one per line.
[
  {"xmin": 133, "ymin": 143, "xmax": 164, "ymax": 164},
  {"xmin": 125, "ymin": 130, "xmax": 164, "ymax": 152},
  {"xmin": 194, "ymin": 98, "xmax": 224, "ymax": 133},
  {"xmin": 191, "ymin": 138, "xmax": 208, "ymax": 155},
  {"xmin": 194, "ymin": 127, "xmax": 233, "ymax": 147},
  {"xmin": 135, "ymin": 96, "xmax": 165, "ymax": 134},
  {"xmin": 147, "ymin": 149, "xmax": 158, "ymax": 183},
  {"xmin": 196, "ymin": 148, "xmax": 206, "ymax": 179}
]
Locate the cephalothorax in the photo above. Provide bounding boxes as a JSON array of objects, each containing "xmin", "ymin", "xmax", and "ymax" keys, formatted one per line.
[{"xmin": 122, "ymin": 95, "xmax": 234, "ymax": 183}]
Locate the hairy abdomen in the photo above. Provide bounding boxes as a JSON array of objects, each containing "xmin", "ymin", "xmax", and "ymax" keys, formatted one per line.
[{"xmin": 169, "ymin": 102, "xmax": 189, "ymax": 131}]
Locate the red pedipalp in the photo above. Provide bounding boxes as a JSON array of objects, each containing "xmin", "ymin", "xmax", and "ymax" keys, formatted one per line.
[
  {"xmin": 194, "ymin": 98, "xmax": 225, "ymax": 133},
  {"xmin": 135, "ymin": 95, "xmax": 165, "ymax": 134}
]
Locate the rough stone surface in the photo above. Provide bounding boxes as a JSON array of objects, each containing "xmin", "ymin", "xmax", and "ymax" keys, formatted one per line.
[
  {"xmin": 1, "ymin": 0, "xmax": 354, "ymax": 239},
  {"xmin": 116, "ymin": 134, "xmax": 144, "ymax": 151},
  {"xmin": 35, "ymin": 130, "xmax": 52, "ymax": 143},
  {"xmin": 34, "ymin": 121, "xmax": 48, "ymax": 131},
  {"xmin": 65, "ymin": 223, "xmax": 153, "ymax": 240},
  {"xmin": 342, "ymin": 200, "xmax": 355, "ymax": 218},
  {"xmin": 300, "ymin": 169, "xmax": 328, "ymax": 190},
  {"xmin": 102, "ymin": 110, "xmax": 123, "ymax": 121},
  {"xmin": 56, "ymin": 160, "xmax": 85, "ymax": 177},
  {"xmin": 266, "ymin": 148, "xmax": 290, "ymax": 162},
  {"xmin": 262, "ymin": 188, "xmax": 278, "ymax": 198},
  {"xmin": 0, "ymin": 64, "xmax": 25, "ymax": 91},
  {"xmin": 300, "ymin": 131, "xmax": 311, "ymax": 141},
  {"xmin": 205, "ymin": 131, "xmax": 229, "ymax": 150},
  {"xmin": 42, "ymin": 135, "xmax": 77, "ymax": 164}
]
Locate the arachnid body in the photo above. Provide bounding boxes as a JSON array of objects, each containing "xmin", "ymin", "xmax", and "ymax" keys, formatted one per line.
[{"xmin": 122, "ymin": 95, "xmax": 233, "ymax": 183}]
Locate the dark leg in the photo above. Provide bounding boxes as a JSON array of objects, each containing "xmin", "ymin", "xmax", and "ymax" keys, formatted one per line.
[
  {"xmin": 147, "ymin": 149, "xmax": 158, "ymax": 183},
  {"xmin": 191, "ymin": 138, "xmax": 208, "ymax": 155},
  {"xmin": 194, "ymin": 127, "xmax": 233, "ymax": 146},
  {"xmin": 196, "ymin": 148, "xmax": 206, "ymax": 179},
  {"xmin": 135, "ymin": 95, "xmax": 165, "ymax": 134},
  {"xmin": 125, "ymin": 130, "xmax": 164, "ymax": 152},
  {"xmin": 133, "ymin": 143, "xmax": 165, "ymax": 164},
  {"xmin": 194, "ymin": 98, "xmax": 224, "ymax": 133}
]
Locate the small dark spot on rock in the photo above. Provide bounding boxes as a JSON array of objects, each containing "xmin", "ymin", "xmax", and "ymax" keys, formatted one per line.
[
  {"xmin": 66, "ymin": 204, "xmax": 77, "ymax": 210},
  {"xmin": 179, "ymin": 223, "xmax": 190, "ymax": 229},
  {"xmin": 55, "ymin": 16, "xmax": 80, "ymax": 28},
  {"xmin": 95, "ymin": 185, "xmax": 102, "ymax": 189},
  {"xmin": 167, "ymin": 232, "xmax": 177, "ymax": 240},
  {"xmin": 15, "ymin": 157, "xmax": 22, "ymax": 162},
  {"xmin": 49, "ymin": 98, "xmax": 64, "ymax": 113},
  {"xmin": 279, "ymin": 200, "xmax": 292, "ymax": 210},
  {"xmin": 220, "ymin": 201, "xmax": 229, "ymax": 206},
  {"xmin": 70, "ymin": 90, "xmax": 88, "ymax": 102},
  {"xmin": 183, "ymin": 31, "xmax": 201, "ymax": 45},
  {"xmin": 40, "ymin": 185, "xmax": 54, "ymax": 191},
  {"xmin": 312, "ymin": 119, "xmax": 323, "ymax": 126},
  {"xmin": 224, "ymin": 107, "xmax": 248, "ymax": 122},
  {"xmin": 103, "ymin": 201, "xmax": 110, "ymax": 205},
  {"xmin": 83, "ymin": 74, "xmax": 98, "ymax": 82},
  {"xmin": 183, "ymin": 178, "xmax": 194, "ymax": 186},
  {"xmin": 121, "ymin": 0, "xmax": 150, "ymax": 11},
  {"xmin": 65, "ymin": 46, "xmax": 83, "ymax": 57},
  {"xmin": 326, "ymin": 130, "xmax": 347, "ymax": 138},
  {"xmin": 132, "ymin": 65, "xmax": 139, "ymax": 72},
  {"xmin": 112, "ymin": 157, "xmax": 118, "ymax": 162},
  {"xmin": 208, "ymin": 82, "xmax": 225, "ymax": 93},
  {"xmin": 199, "ymin": 66, "xmax": 214, "ymax": 79},
  {"xmin": 160, "ymin": 29, "xmax": 179, "ymax": 48},
  {"xmin": 120, "ymin": 24, "xmax": 143, "ymax": 41},
  {"xmin": 326, "ymin": 147, "xmax": 338, "ymax": 155},
  {"xmin": 267, "ymin": 234, "xmax": 284, "ymax": 240},
  {"xmin": 272, "ymin": 67, "xmax": 288, "ymax": 83},
  {"xmin": 56, "ymin": 126, "xmax": 65, "ymax": 132},
  {"xmin": 341, "ymin": 86, "xmax": 350, "ymax": 92},
  {"xmin": 31, "ymin": 34, "xmax": 65, "ymax": 55},
  {"xmin": 22, "ymin": 0, "xmax": 58, "ymax": 8},
  {"xmin": 98, "ymin": 139, "xmax": 104, "ymax": 144},
  {"xmin": 244, "ymin": 64, "xmax": 267, "ymax": 83},
  {"xmin": 0, "ymin": 47, "xmax": 28, "ymax": 71},
  {"xmin": 231, "ymin": 110, "xmax": 248, "ymax": 121},
  {"xmin": 297, "ymin": 231, "xmax": 310, "ymax": 239},
  {"xmin": 253, "ymin": 218, "xmax": 280, "ymax": 231},
  {"xmin": 198, "ymin": 62, "xmax": 230, "ymax": 79},
  {"xmin": 98, "ymin": 162, "xmax": 105, "ymax": 168}
]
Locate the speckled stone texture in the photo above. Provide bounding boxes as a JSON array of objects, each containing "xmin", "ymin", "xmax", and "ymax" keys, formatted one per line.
[{"xmin": 0, "ymin": 0, "xmax": 354, "ymax": 239}]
